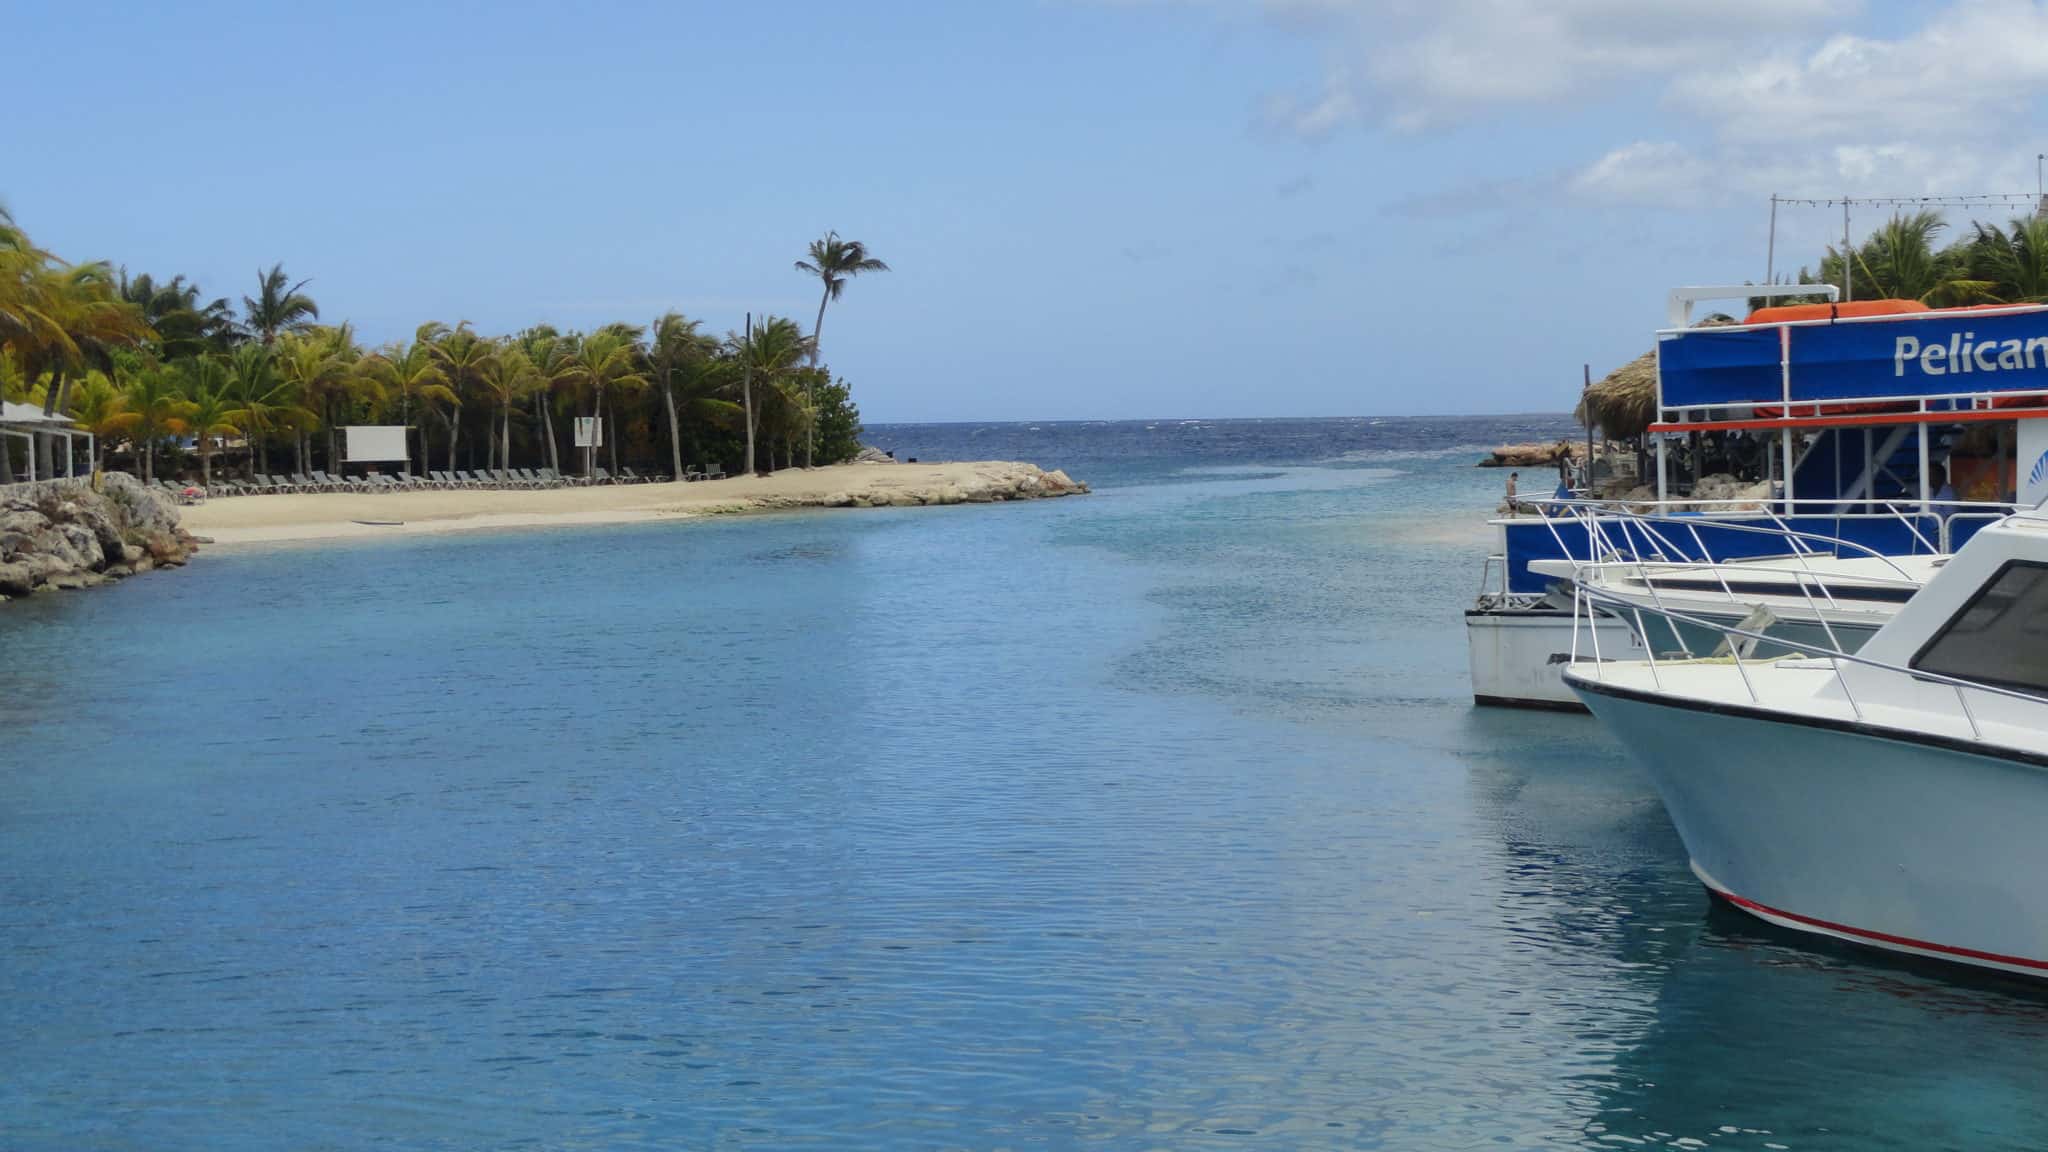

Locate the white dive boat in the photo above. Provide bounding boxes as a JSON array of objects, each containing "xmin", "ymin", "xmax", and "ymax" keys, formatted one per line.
[{"xmin": 1567, "ymin": 507, "xmax": 2048, "ymax": 978}]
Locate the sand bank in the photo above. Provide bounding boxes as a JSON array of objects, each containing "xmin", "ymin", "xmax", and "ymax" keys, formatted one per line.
[{"xmin": 181, "ymin": 460, "xmax": 1088, "ymax": 546}]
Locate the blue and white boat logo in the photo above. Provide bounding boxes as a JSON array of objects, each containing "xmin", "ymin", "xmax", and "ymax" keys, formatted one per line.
[{"xmin": 2032, "ymin": 450, "xmax": 2048, "ymax": 492}]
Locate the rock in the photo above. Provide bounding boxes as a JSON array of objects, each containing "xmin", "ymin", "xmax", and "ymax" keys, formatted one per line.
[
  {"xmin": 102, "ymin": 564, "xmax": 132, "ymax": 579},
  {"xmin": 45, "ymin": 570, "xmax": 102, "ymax": 590},
  {"xmin": 0, "ymin": 475, "xmax": 194, "ymax": 605},
  {"xmin": 852, "ymin": 446, "xmax": 897, "ymax": 464},
  {"xmin": 822, "ymin": 492, "xmax": 855, "ymax": 508},
  {"xmin": 936, "ymin": 486, "xmax": 964, "ymax": 506},
  {"xmin": 1479, "ymin": 441, "xmax": 1583, "ymax": 469},
  {"xmin": 0, "ymin": 561, "xmax": 34, "ymax": 596},
  {"xmin": 120, "ymin": 544, "xmax": 144, "ymax": 565}
]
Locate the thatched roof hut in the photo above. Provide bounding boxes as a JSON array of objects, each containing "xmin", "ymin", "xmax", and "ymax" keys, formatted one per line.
[{"xmin": 1574, "ymin": 314, "xmax": 1737, "ymax": 440}]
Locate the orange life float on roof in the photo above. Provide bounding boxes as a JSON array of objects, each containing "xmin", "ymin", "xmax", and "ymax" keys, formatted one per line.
[{"xmin": 1743, "ymin": 299, "xmax": 1929, "ymax": 324}]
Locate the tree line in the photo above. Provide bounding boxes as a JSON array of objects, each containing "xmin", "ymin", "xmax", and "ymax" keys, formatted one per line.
[{"xmin": 0, "ymin": 209, "xmax": 888, "ymax": 486}]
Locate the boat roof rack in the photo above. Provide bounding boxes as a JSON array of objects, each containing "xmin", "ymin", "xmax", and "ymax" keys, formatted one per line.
[{"xmin": 1666, "ymin": 284, "xmax": 1840, "ymax": 329}]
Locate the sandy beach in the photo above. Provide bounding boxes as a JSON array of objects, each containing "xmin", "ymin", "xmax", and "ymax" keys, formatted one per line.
[{"xmin": 180, "ymin": 460, "xmax": 1087, "ymax": 545}]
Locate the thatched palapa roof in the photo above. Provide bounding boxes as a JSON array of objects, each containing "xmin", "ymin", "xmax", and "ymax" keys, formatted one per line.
[{"xmin": 1575, "ymin": 314, "xmax": 1737, "ymax": 440}]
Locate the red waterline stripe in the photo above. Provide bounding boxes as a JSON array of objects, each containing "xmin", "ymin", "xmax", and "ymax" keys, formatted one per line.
[
  {"xmin": 1714, "ymin": 887, "xmax": 2048, "ymax": 972},
  {"xmin": 1651, "ymin": 407, "xmax": 2048, "ymax": 435}
]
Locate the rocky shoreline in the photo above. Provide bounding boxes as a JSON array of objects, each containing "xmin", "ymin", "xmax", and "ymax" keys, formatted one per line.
[
  {"xmin": 0, "ymin": 474, "xmax": 201, "ymax": 601},
  {"xmin": 747, "ymin": 461, "xmax": 1089, "ymax": 511}
]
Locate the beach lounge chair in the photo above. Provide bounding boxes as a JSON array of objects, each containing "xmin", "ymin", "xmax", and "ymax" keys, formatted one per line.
[
  {"xmin": 620, "ymin": 467, "xmax": 660, "ymax": 483},
  {"xmin": 309, "ymin": 470, "xmax": 339, "ymax": 491},
  {"xmin": 511, "ymin": 468, "xmax": 547, "ymax": 487},
  {"xmin": 456, "ymin": 470, "xmax": 490, "ymax": 487},
  {"xmin": 289, "ymin": 473, "xmax": 321, "ymax": 492},
  {"xmin": 538, "ymin": 467, "xmax": 579, "ymax": 487},
  {"xmin": 494, "ymin": 469, "xmax": 533, "ymax": 488},
  {"xmin": 592, "ymin": 467, "xmax": 619, "ymax": 485},
  {"xmin": 701, "ymin": 461, "xmax": 726, "ymax": 480}
]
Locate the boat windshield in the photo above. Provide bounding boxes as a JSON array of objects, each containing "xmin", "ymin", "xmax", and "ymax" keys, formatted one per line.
[{"xmin": 1911, "ymin": 560, "xmax": 2048, "ymax": 694}]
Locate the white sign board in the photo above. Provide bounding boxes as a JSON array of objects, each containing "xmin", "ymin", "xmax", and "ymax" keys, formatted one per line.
[
  {"xmin": 344, "ymin": 425, "xmax": 410, "ymax": 463},
  {"xmin": 573, "ymin": 417, "xmax": 603, "ymax": 448},
  {"xmin": 2022, "ymin": 419, "xmax": 2048, "ymax": 508}
]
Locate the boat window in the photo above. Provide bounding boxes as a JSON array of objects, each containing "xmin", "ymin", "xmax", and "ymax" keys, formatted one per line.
[{"xmin": 1911, "ymin": 561, "xmax": 2048, "ymax": 694}]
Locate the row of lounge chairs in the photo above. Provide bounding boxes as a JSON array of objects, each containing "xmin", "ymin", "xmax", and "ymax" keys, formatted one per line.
[{"xmin": 177, "ymin": 465, "xmax": 719, "ymax": 498}]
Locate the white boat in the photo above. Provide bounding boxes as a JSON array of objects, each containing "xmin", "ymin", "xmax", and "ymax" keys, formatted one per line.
[
  {"xmin": 1469, "ymin": 507, "xmax": 1945, "ymax": 708},
  {"xmin": 1567, "ymin": 507, "xmax": 2048, "ymax": 978}
]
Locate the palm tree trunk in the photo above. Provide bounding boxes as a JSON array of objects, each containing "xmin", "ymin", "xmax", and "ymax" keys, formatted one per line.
[
  {"xmin": 200, "ymin": 444, "xmax": 213, "ymax": 488},
  {"xmin": 605, "ymin": 391, "xmax": 619, "ymax": 476},
  {"xmin": 664, "ymin": 384, "xmax": 682, "ymax": 482},
  {"xmin": 539, "ymin": 390, "xmax": 559, "ymax": 473},
  {"xmin": 502, "ymin": 404, "xmax": 511, "ymax": 469},
  {"xmin": 325, "ymin": 400, "xmax": 339, "ymax": 474},
  {"xmin": 448, "ymin": 410, "xmax": 460, "ymax": 473},
  {"xmin": 0, "ymin": 433, "xmax": 13, "ymax": 484},
  {"xmin": 296, "ymin": 434, "xmax": 306, "ymax": 477},
  {"xmin": 141, "ymin": 437, "xmax": 152, "ymax": 483},
  {"xmin": 812, "ymin": 287, "xmax": 829, "ymax": 366},
  {"xmin": 742, "ymin": 378, "xmax": 755, "ymax": 476}
]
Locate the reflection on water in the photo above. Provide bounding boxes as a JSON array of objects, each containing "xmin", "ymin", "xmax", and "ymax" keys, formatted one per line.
[{"xmin": 3, "ymin": 417, "xmax": 2046, "ymax": 1149}]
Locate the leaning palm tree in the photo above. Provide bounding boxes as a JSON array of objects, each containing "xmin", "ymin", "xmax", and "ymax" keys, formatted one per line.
[
  {"xmin": 794, "ymin": 232, "xmax": 887, "ymax": 465},
  {"xmin": 794, "ymin": 231, "xmax": 888, "ymax": 364},
  {"xmin": 241, "ymin": 263, "xmax": 318, "ymax": 346},
  {"xmin": 645, "ymin": 312, "xmax": 720, "ymax": 481}
]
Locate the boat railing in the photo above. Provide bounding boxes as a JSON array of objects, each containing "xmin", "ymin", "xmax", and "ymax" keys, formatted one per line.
[
  {"xmin": 1569, "ymin": 580, "xmax": 2047, "ymax": 743},
  {"xmin": 1533, "ymin": 499, "xmax": 1931, "ymax": 586}
]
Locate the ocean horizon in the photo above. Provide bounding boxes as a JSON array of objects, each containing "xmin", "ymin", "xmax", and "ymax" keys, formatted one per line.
[{"xmin": 7, "ymin": 413, "xmax": 2047, "ymax": 1150}]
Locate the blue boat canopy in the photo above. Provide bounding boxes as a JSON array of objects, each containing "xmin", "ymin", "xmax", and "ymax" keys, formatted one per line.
[{"xmin": 1659, "ymin": 306, "xmax": 2048, "ymax": 412}]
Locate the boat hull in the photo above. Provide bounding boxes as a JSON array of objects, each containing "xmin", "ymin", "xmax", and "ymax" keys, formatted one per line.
[
  {"xmin": 1464, "ymin": 608, "xmax": 1633, "ymax": 710},
  {"xmin": 1573, "ymin": 676, "xmax": 2048, "ymax": 978}
]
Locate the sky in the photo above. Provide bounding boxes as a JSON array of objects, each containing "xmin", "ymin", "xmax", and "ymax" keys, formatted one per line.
[{"xmin": 10, "ymin": 0, "xmax": 2048, "ymax": 421}]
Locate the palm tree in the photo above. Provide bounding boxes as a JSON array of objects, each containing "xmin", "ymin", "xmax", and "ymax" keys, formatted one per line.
[
  {"xmin": 364, "ymin": 328, "xmax": 454, "ymax": 473},
  {"xmin": 121, "ymin": 362, "xmax": 189, "ymax": 482},
  {"xmin": 1970, "ymin": 216, "xmax": 2048, "ymax": 303},
  {"xmin": 275, "ymin": 329, "xmax": 354, "ymax": 476},
  {"xmin": 121, "ymin": 271, "xmax": 237, "ymax": 359},
  {"xmin": 516, "ymin": 326, "xmax": 569, "ymax": 474},
  {"xmin": 426, "ymin": 322, "xmax": 492, "ymax": 472},
  {"xmin": 66, "ymin": 372, "xmax": 139, "ymax": 473},
  {"xmin": 728, "ymin": 315, "xmax": 811, "ymax": 476},
  {"xmin": 552, "ymin": 327, "xmax": 647, "ymax": 477},
  {"xmin": 646, "ymin": 312, "xmax": 720, "ymax": 481},
  {"xmin": 795, "ymin": 232, "xmax": 888, "ymax": 465},
  {"xmin": 242, "ymin": 263, "xmax": 318, "ymax": 346},
  {"xmin": 177, "ymin": 357, "xmax": 240, "ymax": 488},
  {"xmin": 1829, "ymin": 211, "xmax": 1993, "ymax": 306},
  {"xmin": 794, "ymin": 231, "xmax": 888, "ymax": 365},
  {"xmin": 224, "ymin": 343, "xmax": 311, "ymax": 478},
  {"xmin": 479, "ymin": 345, "xmax": 539, "ymax": 470}
]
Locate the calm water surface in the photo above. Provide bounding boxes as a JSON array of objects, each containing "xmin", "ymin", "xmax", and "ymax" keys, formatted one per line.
[{"xmin": 6, "ymin": 416, "xmax": 2048, "ymax": 1149}]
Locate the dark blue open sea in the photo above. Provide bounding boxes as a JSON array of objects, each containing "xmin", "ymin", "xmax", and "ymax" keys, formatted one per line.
[{"xmin": 8, "ymin": 414, "xmax": 2048, "ymax": 1150}]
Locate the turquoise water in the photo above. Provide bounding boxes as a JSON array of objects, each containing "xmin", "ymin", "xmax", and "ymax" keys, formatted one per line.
[{"xmin": 6, "ymin": 417, "xmax": 2048, "ymax": 1149}]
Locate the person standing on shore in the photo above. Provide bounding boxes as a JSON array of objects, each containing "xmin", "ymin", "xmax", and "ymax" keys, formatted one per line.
[{"xmin": 1505, "ymin": 471, "xmax": 1519, "ymax": 517}]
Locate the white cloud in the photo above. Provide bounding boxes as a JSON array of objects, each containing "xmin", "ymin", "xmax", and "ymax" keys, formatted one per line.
[
  {"xmin": 1248, "ymin": 0, "xmax": 1854, "ymax": 132},
  {"xmin": 1571, "ymin": 141, "xmax": 1713, "ymax": 206}
]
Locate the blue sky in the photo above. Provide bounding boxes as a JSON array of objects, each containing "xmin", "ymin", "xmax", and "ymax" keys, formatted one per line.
[{"xmin": 10, "ymin": 1, "xmax": 2047, "ymax": 420}]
